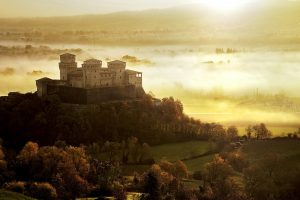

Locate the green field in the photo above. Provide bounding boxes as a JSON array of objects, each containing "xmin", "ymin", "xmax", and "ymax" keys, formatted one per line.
[
  {"xmin": 150, "ymin": 140, "xmax": 213, "ymax": 174},
  {"xmin": 150, "ymin": 140, "xmax": 211, "ymax": 162},
  {"xmin": 241, "ymin": 139, "xmax": 300, "ymax": 165},
  {"xmin": 123, "ymin": 140, "xmax": 214, "ymax": 175},
  {"xmin": 183, "ymin": 154, "xmax": 215, "ymax": 173},
  {"xmin": 0, "ymin": 190, "xmax": 35, "ymax": 200}
]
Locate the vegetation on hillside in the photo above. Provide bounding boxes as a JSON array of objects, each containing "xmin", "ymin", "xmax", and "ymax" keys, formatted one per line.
[
  {"xmin": 0, "ymin": 189, "xmax": 35, "ymax": 200},
  {"xmin": 0, "ymin": 92, "xmax": 236, "ymax": 150},
  {"xmin": 0, "ymin": 92, "xmax": 299, "ymax": 199}
]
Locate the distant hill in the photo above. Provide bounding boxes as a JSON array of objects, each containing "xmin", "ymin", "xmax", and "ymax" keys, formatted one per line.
[{"xmin": 0, "ymin": 2, "xmax": 300, "ymax": 44}]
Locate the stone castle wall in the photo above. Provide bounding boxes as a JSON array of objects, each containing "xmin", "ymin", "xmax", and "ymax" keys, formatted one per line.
[
  {"xmin": 47, "ymin": 85, "xmax": 87, "ymax": 104},
  {"xmin": 47, "ymin": 84, "xmax": 142, "ymax": 104}
]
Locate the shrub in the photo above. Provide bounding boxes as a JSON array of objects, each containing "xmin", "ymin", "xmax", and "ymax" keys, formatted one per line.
[
  {"xmin": 4, "ymin": 181, "xmax": 26, "ymax": 194},
  {"xmin": 193, "ymin": 171, "xmax": 203, "ymax": 180},
  {"xmin": 225, "ymin": 152, "xmax": 249, "ymax": 172},
  {"xmin": 113, "ymin": 181, "xmax": 126, "ymax": 200},
  {"xmin": 175, "ymin": 160, "xmax": 188, "ymax": 179},
  {"xmin": 28, "ymin": 182, "xmax": 57, "ymax": 200}
]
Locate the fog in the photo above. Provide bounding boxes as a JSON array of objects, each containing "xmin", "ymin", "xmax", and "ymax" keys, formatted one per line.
[{"xmin": 1, "ymin": 43, "xmax": 300, "ymax": 134}]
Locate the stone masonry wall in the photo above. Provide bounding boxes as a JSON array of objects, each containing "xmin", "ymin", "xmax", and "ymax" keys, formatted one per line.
[{"xmin": 46, "ymin": 84, "xmax": 142, "ymax": 104}]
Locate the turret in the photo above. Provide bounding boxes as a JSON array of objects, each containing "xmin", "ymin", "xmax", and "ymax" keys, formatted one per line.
[
  {"xmin": 82, "ymin": 59, "xmax": 102, "ymax": 88},
  {"xmin": 59, "ymin": 53, "xmax": 77, "ymax": 80},
  {"xmin": 107, "ymin": 60, "xmax": 126, "ymax": 85}
]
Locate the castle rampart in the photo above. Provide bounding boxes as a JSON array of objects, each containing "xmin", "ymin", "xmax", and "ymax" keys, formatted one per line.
[{"xmin": 36, "ymin": 53, "xmax": 145, "ymax": 104}]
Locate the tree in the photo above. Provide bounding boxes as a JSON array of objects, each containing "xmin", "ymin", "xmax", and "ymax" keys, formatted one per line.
[
  {"xmin": 224, "ymin": 152, "xmax": 249, "ymax": 172},
  {"xmin": 144, "ymin": 167, "xmax": 162, "ymax": 200},
  {"xmin": 174, "ymin": 160, "xmax": 188, "ymax": 179},
  {"xmin": 203, "ymin": 155, "xmax": 239, "ymax": 200},
  {"xmin": 88, "ymin": 160, "xmax": 121, "ymax": 191},
  {"xmin": 242, "ymin": 153, "xmax": 300, "ymax": 200},
  {"xmin": 205, "ymin": 155, "xmax": 233, "ymax": 185},
  {"xmin": 103, "ymin": 141, "xmax": 121, "ymax": 162},
  {"xmin": 252, "ymin": 123, "xmax": 272, "ymax": 140},
  {"xmin": 16, "ymin": 141, "xmax": 39, "ymax": 164},
  {"xmin": 16, "ymin": 142, "xmax": 91, "ymax": 199},
  {"xmin": 227, "ymin": 126, "xmax": 238, "ymax": 141},
  {"xmin": 16, "ymin": 142, "xmax": 39, "ymax": 180},
  {"xmin": 159, "ymin": 160, "xmax": 175, "ymax": 176},
  {"xmin": 140, "ymin": 143, "xmax": 154, "ymax": 164},
  {"xmin": 28, "ymin": 182, "xmax": 57, "ymax": 200},
  {"xmin": 245, "ymin": 126, "xmax": 253, "ymax": 139},
  {"xmin": 0, "ymin": 145, "xmax": 8, "ymax": 185}
]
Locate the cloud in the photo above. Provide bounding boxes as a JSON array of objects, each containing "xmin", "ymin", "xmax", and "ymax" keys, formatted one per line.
[
  {"xmin": 0, "ymin": 67, "xmax": 15, "ymax": 76},
  {"xmin": 26, "ymin": 70, "xmax": 50, "ymax": 76},
  {"xmin": 121, "ymin": 55, "xmax": 154, "ymax": 66}
]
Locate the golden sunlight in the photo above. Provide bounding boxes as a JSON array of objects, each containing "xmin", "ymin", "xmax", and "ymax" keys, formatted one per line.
[{"xmin": 201, "ymin": 0, "xmax": 252, "ymax": 12}]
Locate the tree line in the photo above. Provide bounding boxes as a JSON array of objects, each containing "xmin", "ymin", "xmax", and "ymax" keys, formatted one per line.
[{"xmin": 0, "ymin": 92, "xmax": 236, "ymax": 150}]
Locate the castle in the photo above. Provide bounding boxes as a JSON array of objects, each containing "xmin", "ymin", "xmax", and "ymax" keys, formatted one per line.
[{"xmin": 36, "ymin": 53, "xmax": 145, "ymax": 104}]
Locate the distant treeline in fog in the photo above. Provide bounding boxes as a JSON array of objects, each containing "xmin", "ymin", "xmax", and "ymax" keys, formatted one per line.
[{"xmin": 0, "ymin": 45, "xmax": 86, "ymax": 59}]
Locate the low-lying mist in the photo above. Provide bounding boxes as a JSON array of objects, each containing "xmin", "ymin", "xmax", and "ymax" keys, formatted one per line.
[{"xmin": 1, "ymin": 43, "xmax": 300, "ymax": 135}]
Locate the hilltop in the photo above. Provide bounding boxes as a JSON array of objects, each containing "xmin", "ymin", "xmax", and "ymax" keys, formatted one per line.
[{"xmin": 1, "ymin": 2, "xmax": 300, "ymax": 45}]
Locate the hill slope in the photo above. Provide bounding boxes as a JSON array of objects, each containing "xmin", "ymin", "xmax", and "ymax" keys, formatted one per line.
[{"xmin": 0, "ymin": 190, "xmax": 35, "ymax": 200}]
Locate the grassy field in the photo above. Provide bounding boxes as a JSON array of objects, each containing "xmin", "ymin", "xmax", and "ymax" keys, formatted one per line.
[
  {"xmin": 0, "ymin": 190, "xmax": 35, "ymax": 200},
  {"xmin": 150, "ymin": 140, "xmax": 212, "ymax": 162},
  {"xmin": 183, "ymin": 154, "xmax": 215, "ymax": 173},
  {"xmin": 123, "ymin": 140, "xmax": 213, "ymax": 175},
  {"xmin": 241, "ymin": 139, "xmax": 300, "ymax": 165},
  {"xmin": 151, "ymin": 140, "xmax": 214, "ymax": 174}
]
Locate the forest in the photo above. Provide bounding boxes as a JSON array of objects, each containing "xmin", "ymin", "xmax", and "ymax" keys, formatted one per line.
[{"xmin": 0, "ymin": 92, "xmax": 299, "ymax": 200}]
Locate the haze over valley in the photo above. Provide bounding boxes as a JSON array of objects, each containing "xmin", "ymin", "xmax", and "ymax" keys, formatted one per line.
[{"xmin": 2, "ymin": 1, "xmax": 300, "ymax": 200}]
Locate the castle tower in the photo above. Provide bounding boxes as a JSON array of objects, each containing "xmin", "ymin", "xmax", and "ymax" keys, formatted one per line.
[
  {"xmin": 82, "ymin": 59, "xmax": 102, "ymax": 88},
  {"xmin": 107, "ymin": 60, "xmax": 126, "ymax": 86},
  {"xmin": 59, "ymin": 53, "xmax": 77, "ymax": 80}
]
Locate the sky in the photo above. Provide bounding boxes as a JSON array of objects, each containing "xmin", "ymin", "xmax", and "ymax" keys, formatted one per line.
[
  {"xmin": 0, "ymin": 0, "xmax": 286, "ymax": 18},
  {"xmin": 0, "ymin": 0, "xmax": 289, "ymax": 18},
  {"xmin": 0, "ymin": 0, "xmax": 198, "ymax": 18}
]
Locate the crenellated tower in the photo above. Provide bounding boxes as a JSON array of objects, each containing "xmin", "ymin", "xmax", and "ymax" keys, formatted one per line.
[
  {"xmin": 82, "ymin": 59, "xmax": 102, "ymax": 88},
  {"xmin": 59, "ymin": 53, "xmax": 77, "ymax": 80},
  {"xmin": 107, "ymin": 60, "xmax": 126, "ymax": 85}
]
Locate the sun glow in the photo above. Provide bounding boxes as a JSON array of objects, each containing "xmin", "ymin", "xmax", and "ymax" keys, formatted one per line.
[{"xmin": 201, "ymin": 0, "xmax": 251, "ymax": 12}]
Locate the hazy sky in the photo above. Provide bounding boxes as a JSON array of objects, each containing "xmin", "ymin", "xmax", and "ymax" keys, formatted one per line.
[
  {"xmin": 0, "ymin": 0, "xmax": 288, "ymax": 18},
  {"xmin": 0, "ymin": 0, "xmax": 199, "ymax": 18}
]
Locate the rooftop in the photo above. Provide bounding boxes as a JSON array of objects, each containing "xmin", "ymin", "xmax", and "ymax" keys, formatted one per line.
[
  {"xmin": 108, "ymin": 60, "xmax": 126, "ymax": 64},
  {"xmin": 36, "ymin": 77, "xmax": 53, "ymax": 82},
  {"xmin": 60, "ymin": 53, "xmax": 75, "ymax": 57},
  {"xmin": 83, "ymin": 59, "xmax": 102, "ymax": 64},
  {"xmin": 126, "ymin": 69, "xmax": 142, "ymax": 74}
]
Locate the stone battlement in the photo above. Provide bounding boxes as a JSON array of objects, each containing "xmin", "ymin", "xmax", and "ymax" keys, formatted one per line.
[{"xmin": 36, "ymin": 53, "xmax": 145, "ymax": 104}]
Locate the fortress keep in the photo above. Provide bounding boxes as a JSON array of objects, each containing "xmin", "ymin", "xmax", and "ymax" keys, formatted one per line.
[{"xmin": 36, "ymin": 53, "xmax": 145, "ymax": 104}]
